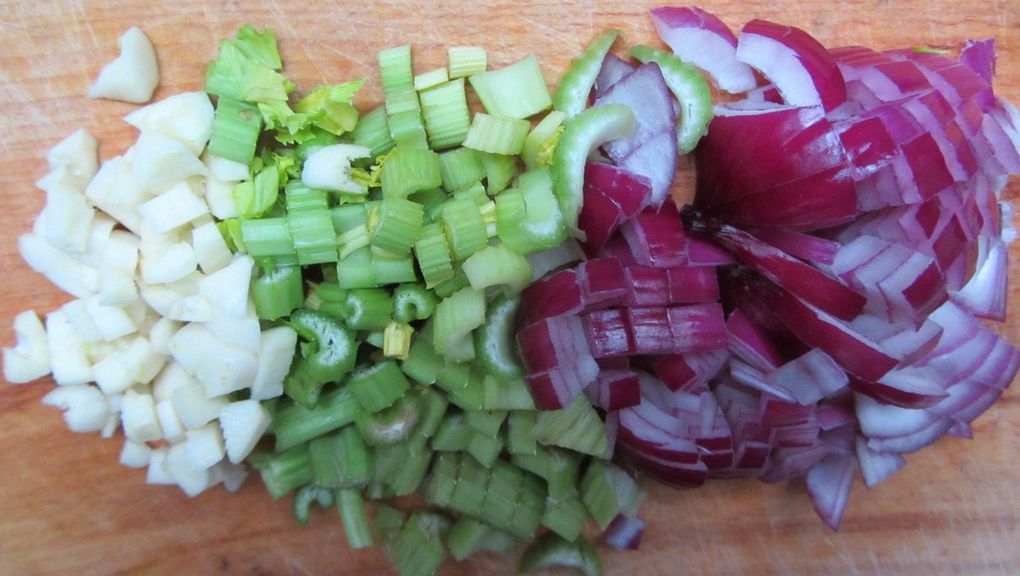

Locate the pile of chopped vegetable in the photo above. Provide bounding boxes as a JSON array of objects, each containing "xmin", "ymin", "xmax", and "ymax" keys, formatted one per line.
[{"xmin": 3, "ymin": 5, "xmax": 1020, "ymax": 576}]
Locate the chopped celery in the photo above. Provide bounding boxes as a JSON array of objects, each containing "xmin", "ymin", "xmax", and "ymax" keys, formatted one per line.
[
  {"xmin": 523, "ymin": 110, "xmax": 566, "ymax": 169},
  {"xmin": 432, "ymin": 287, "xmax": 486, "ymax": 358},
  {"xmin": 387, "ymin": 110, "xmax": 429, "ymax": 149},
  {"xmin": 371, "ymin": 254, "xmax": 417, "ymax": 285},
  {"xmin": 385, "ymin": 88, "xmax": 421, "ymax": 116},
  {"xmin": 431, "ymin": 267, "xmax": 470, "ymax": 299},
  {"xmin": 401, "ymin": 337, "xmax": 444, "ymax": 385},
  {"xmin": 553, "ymin": 29, "xmax": 621, "ymax": 117},
  {"xmin": 629, "ymin": 44, "xmax": 713, "ymax": 154},
  {"xmin": 463, "ymin": 113, "xmax": 531, "ymax": 155},
  {"xmin": 478, "ymin": 151, "xmax": 518, "ymax": 195},
  {"xmin": 369, "ymin": 198, "xmax": 424, "ymax": 255},
  {"xmin": 349, "ymin": 361, "xmax": 411, "ymax": 414},
  {"xmin": 274, "ymin": 386, "xmax": 361, "ymax": 452},
  {"xmin": 414, "ymin": 223, "xmax": 455, "ymax": 288},
  {"xmin": 438, "ymin": 147, "xmax": 485, "ymax": 193},
  {"xmin": 466, "ymin": 432, "xmax": 503, "ymax": 468},
  {"xmin": 241, "ymin": 217, "xmax": 295, "ymax": 257},
  {"xmin": 466, "ymin": 410, "xmax": 507, "ymax": 437},
  {"xmin": 381, "ymin": 147, "xmax": 442, "ymax": 199},
  {"xmin": 438, "ymin": 199, "xmax": 487, "ymax": 261},
  {"xmin": 447, "ymin": 517, "xmax": 493, "ymax": 561},
  {"xmin": 414, "ymin": 67, "xmax": 450, "ymax": 91},
  {"xmin": 392, "ymin": 284, "xmax": 439, "ymax": 323},
  {"xmin": 541, "ymin": 493, "xmax": 588, "ymax": 542},
  {"xmin": 469, "ymin": 55, "xmax": 552, "ymax": 119},
  {"xmin": 495, "ymin": 166, "xmax": 567, "ymax": 253},
  {"xmin": 259, "ymin": 445, "xmax": 312, "ymax": 499},
  {"xmin": 507, "ymin": 411, "xmax": 538, "ymax": 455},
  {"xmin": 431, "ymin": 412, "xmax": 473, "ymax": 452},
  {"xmin": 519, "ymin": 532, "xmax": 602, "ymax": 576},
  {"xmin": 378, "ymin": 45, "xmax": 414, "ymax": 93},
  {"xmin": 338, "ymin": 489, "xmax": 373, "ymax": 549},
  {"xmin": 351, "ymin": 106, "xmax": 395, "ymax": 157},
  {"xmin": 552, "ymin": 103, "xmax": 635, "ymax": 232},
  {"xmin": 288, "ymin": 208, "xmax": 338, "ymax": 265},
  {"xmin": 253, "ymin": 264, "xmax": 304, "ymax": 320},
  {"xmin": 447, "ymin": 46, "xmax": 487, "ymax": 78},
  {"xmin": 424, "ymin": 452, "xmax": 459, "ymax": 507},
  {"xmin": 390, "ymin": 435, "xmax": 433, "ymax": 495},
  {"xmin": 355, "ymin": 394, "xmax": 420, "ymax": 446},
  {"xmin": 483, "ymin": 376, "xmax": 535, "ymax": 411},
  {"xmin": 473, "ymin": 293, "xmax": 525, "ymax": 382},
  {"xmin": 234, "ymin": 164, "xmax": 281, "ymax": 219},
  {"xmin": 284, "ymin": 180, "xmax": 329, "ymax": 212},
  {"xmin": 293, "ymin": 485, "xmax": 332, "ymax": 525},
  {"xmin": 373, "ymin": 504, "xmax": 407, "ymax": 544},
  {"xmin": 511, "ymin": 450, "xmax": 550, "ymax": 479},
  {"xmin": 208, "ymin": 96, "xmax": 262, "ymax": 164},
  {"xmin": 391, "ymin": 512, "xmax": 450, "ymax": 576},
  {"xmin": 420, "ymin": 79, "xmax": 471, "ymax": 149},
  {"xmin": 415, "ymin": 387, "xmax": 449, "ymax": 438},
  {"xmin": 546, "ymin": 448, "xmax": 582, "ymax": 500},
  {"xmin": 331, "ymin": 204, "xmax": 367, "ymax": 235},
  {"xmin": 530, "ymin": 396, "xmax": 608, "ymax": 457},
  {"xmin": 507, "ymin": 474, "xmax": 545, "ymax": 539},
  {"xmin": 480, "ymin": 461, "xmax": 522, "ymax": 527},
  {"xmin": 461, "ymin": 244, "xmax": 532, "ymax": 292},
  {"xmin": 336, "ymin": 247, "xmax": 377, "ymax": 289},
  {"xmin": 341, "ymin": 288, "xmax": 393, "ymax": 330},
  {"xmin": 449, "ymin": 453, "xmax": 490, "ymax": 516},
  {"xmin": 580, "ymin": 460, "xmax": 644, "ymax": 528}
]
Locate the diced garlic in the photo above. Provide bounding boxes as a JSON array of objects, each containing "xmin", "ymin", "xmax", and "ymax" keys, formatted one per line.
[
  {"xmin": 185, "ymin": 422, "xmax": 225, "ymax": 471},
  {"xmin": 61, "ymin": 299, "xmax": 102, "ymax": 342},
  {"xmin": 79, "ymin": 214, "xmax": 118, "ymax": 269},
  {"xmin": 124, "ymin": 92, "xmax": 214, "ymax": 155},
  {"xmin": 148, "ymin": 317, "xmax": 181, "ymax": 357},
  {"xmin": 152, "ymin": 361, "xmax": 194, "ymax": 403},
  {"xmin": 203, "ymin": 152, "xmax": 249, "ymax": 182},
  {"xmin": 42, "ymin": 385, "xmax": 108, "ymax": 433},
  {"xmin": 166, "ymin": 442, "xmax": 214, "ymax": 497},
  {"xmin": 204, "ymin": 177, "xmax": 239, "ymax": 220},
  {"xmin": 210, "ymin": 460, "xmax": 249, "ymax": 493},
  {"xmin": 170, "ymin": 323, "xmax": 257, "ymax": 398},
  {"xmin": 155, "ymin": 398, "xmax": 186, "ymax": 443},
  {"xmin": 172, "ymin": 382, "xmax": 227, "ymax": 430},
  {"xmin": 138, "ymin": 181, "xmax": 210, "ymax": 234},
  {"xmin": 41, "ymin": 183, "xmax": 95, "ymax": 254},
  {"xmin": 121, "ymin": 389, "xmax": 162, "ymax": 443},
  {"xmin": 2, "ymin": 310, "xmax": 50, "ymax": 384},
  {"xmin": 87, "ymin": 26, "xmax": 159, "ymax": 104},
  {"xmin": 100, "ymin": 230, "xmax": 141, "ymax": 276},
  {"xmin": 198, "ymin": 254, "xmax": 253, "ymax": 317},
  {"xmin": 99, "ymin": 273, "xmax": 139, "ymax": 307},
  {"xmin": 120, "ymin": 438, "xmax": 152, "ymax": 469},
  {"xmin": 140, "ymin": 241, "xmax": 198, "ymax": 285},
  {"xmin": 251, "ymin": 326, "xmax": 297, "ymax": 400},
  {"xmin": 204, "ymin": 313, "xmax": 261, "ymax": 354},
  {"xmin": 191, "ymin": 222, "xmax": 233, "ymax": 274},
  {"xmin": 132, "ymin": 130, "xmax": 207, "ymax": 195},
  {"xmin": 45, "ymin": 310, "xmax": 92, "ymax": 386},
  {"xmin": 82, "ymin": 296, "xmax": 137, "ymax": 342},
  {"xmin": 146, "ymin": 447, "xmax": 175, "ymax": 485},
  {"xmin": 102, "ymin": 393, "xmax": 123, "ymax": 438},
  {"xmin": 42, "ymin": 129, "xmax": 99, "ymax": 192},
  {"xmin": 85, "ymin": 156, "xmax": 146, "ymax": 234},
  {"xmin": 219, "ymin": 399, "xmax": 271, "ymax": 464},
  {"xmin": 18, "ymin": 233, "xmax": 99, "ymax": 298}
]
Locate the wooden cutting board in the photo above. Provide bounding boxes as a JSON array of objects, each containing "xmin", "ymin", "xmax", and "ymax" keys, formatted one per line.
[{"xmin": 1, "ymin": 1, "xmax": 1018, "ymax": 574}]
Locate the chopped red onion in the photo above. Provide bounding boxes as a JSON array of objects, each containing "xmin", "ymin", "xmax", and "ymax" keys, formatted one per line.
[
  {"xmin": 855, "ymin": 434, "xmax": 907, "ymax": 488},
  {"xmin": 805, "ymin": 453, "xmax": 856, "ymax": 530},
  {"xmin": 736, "ymin": 19, "xmax": 847, "ymax": 112},
  {"xmin": 603, "ymin": 515, "xmax": 646, "ymax": 551},
  {"xmin": 520, "ymin": 268, "xmax": 583, "ymax": 326},
  {"xmin": 621, "ymin": 204, "xmax": 688, "ymax": 267},
  {"xmin": 766, "ymin": 348, "xmax": 849, "ymax": 405},
  {"xmin": 595, "ymin": 53, "xmax": 637, "ymax": 96},
  {"xmin": 649, "ymin": 6, "xmax": 757, "ymax": 93}
]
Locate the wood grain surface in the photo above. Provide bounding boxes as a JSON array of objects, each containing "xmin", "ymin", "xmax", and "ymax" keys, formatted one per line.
[{"xmin": 1, "ymin": 1, "xmax": 1018, "ymax": 575}]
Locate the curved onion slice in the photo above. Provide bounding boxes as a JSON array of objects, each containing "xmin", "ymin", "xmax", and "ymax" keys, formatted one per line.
[
  {"xmin": 649, "ymin": 6, "xmax": 757, "ymax": 93},
  {"xmin": 806, "ymin": 453, "xmax": 856, "ymax": 530},
  {"xmin": 594, "ymin": 64, "xmax": 678, "ymax": 207},
  {"xmin": 736, "ymin": 19, "xmax": 847, "ymax": 112}
]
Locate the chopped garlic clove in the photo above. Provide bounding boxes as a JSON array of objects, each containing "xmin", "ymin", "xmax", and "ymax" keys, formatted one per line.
[
  {"xmin": 219, "ymin": 399, "xmax": 271, "ymax": 464},
  {"xmin": 86, "ymin": 27, "xmax": 159, "ymax": 104},
  {"xmin": 125, "ymin": 92, "xmax": 214, "ymax": 155},
  {"xmin": 42, "ymin": 385, "xmax": 108, "ymax": 433},
  {"xmin": 2, "ymin": 310, "xmax": 50, "ymax": 384}
]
